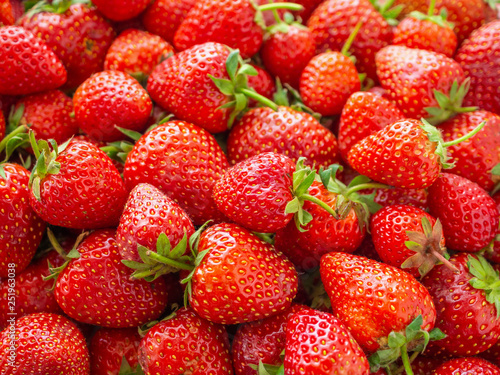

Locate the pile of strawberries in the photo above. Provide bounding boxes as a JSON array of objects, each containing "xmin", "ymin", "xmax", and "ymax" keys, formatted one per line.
[{"xmin": 0, "ymin": 0, "xmax": 500, "ymax": 374}]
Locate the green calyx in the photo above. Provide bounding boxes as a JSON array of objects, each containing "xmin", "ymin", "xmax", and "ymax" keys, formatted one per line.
[
  {"xmin": 25, "ymin": 0, "xmax": 89, "ymax": 16},
  {"xmin": 273, "ymin": 79, "xmax": 321, "ymax": 121},
  {"xmin": 210, "ymin": 49, "xmax": 278, "ymax": 129},
  {"xmin": 368, "ymin": 315, "xmax": 446, "ymax": 375},
  {"xmin": 408, "ymin": 0, "xmax": 454, "ymax": 28},
  {"xmin": 0, "ymin": 106, "xmax": 30, "ymax": 179},
  {"xmin": 118, "ymin": 356, "xmax": 145, "ymax": 375},
  {"xmin": 369, "ymin": 0, "xmax": 403, "ymax": 26},
  {"xmin": 251, "ymin": 361, "xmax": 285, "ymax": 375},
  {"xmin": 264, "ymin": 8, "xmax": 307, "ymax": 36},
  {"xmin": 402, "ymin": 217, "xmax": 458, "ymax": 277},
  {"xmin": 468, "ymin": 255, "xmax": 500, "ymax": 318},
  {"xmin": 253, "ymin": 1, "xmax": 304, "ymax": 30},
  {"xmin": 424, "ymin": 79, "xmax": 478, "ymax": 125},
  {"xmin": 485, "ymin": 0, "xmax": 500, "ymax": 11},
  {"xmin": 340, "ymin": 20, "xmax": 363, "ymax": 60}
]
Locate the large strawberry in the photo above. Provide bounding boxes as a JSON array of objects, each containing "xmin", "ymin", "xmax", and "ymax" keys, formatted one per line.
[
  {"xmin": 91, "ymin": 0, "xmax": 150, "ymax": 21},
  {"xmin": 0, "ymin": 26, "xmax": 67, "ymax": 96},
  {"xmin": 433, "ymin": 357, "xmax": 500, "ymax": 375}
]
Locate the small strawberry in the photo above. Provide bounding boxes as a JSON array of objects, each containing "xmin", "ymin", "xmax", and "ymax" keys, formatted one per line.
[
  {"xmin": 433, "ymin": 357, "xmax": 500, "ymax": 375},
  {"xmin": 246, "ymin": 64, "xmax": 276, "ymax": 102},
  {"xmin": 91, "ymin": 0, "xmax": 150, "ymax": 21},
  {"xmin": 0, "ymin": 26, "xmax": 67, "ymax": 96}
]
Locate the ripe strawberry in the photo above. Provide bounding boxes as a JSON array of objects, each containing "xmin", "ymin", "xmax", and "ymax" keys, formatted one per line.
[
  {"xmin": 427, "ymin": 173, "xmax": 499, "ymax": 252},
  {"xmin": 91, "ymin": 0, "xmax": 150, "ymax": 21},
  {"xmin": 123, "ymin": 120, "xmax": 229, "ymax": 226},
  {"xmin": 0, "ymin": 313, "xmax": 90, "ymax": 374},
  {"xmin": 0, "ymin": 26, "xmax": 67, "ymax": 96},
  {"xmin": 284, "ymin": 308, "xmax": 370, "ymax": 374},
  {"xmin": 28, "ymin": 138, "xmax": 128, "ymax": 229},
  {"xmin": 338, "ymin": 91, "xmax": 405, "ymax": 162},
  {"xmin": 434, "ymin": 0, "xmax": 486, "ymax": 43},
  {"xmin": 55, "ymin": 229, "xmax": 168, "ymax": 327},
  {"xmin": 186, "ymin": 223, "xmax": 298, "ymax": 324},
  {"xmin": 375, "ymin": 45, "xmax": 465, "ymax": 121},
  {"xmin": 246, "ymin": 64, "xmax": 276, "ymax": 102},
  {"xmin": 104, "ymin": 28, "xmax": 175, "ymax": 78},
  {"xmin": 0, "ymin": 0, "xmax": 22, "ymax": 26},
  {"xmin": 421, "ymin": 254, "xmax": 500, "ymax": 356},
  {"xmin": 433, "ymin": 357, "xmax": 500, "ymax": 375},
  {"xmin": 73, "ymin": 70, "xmax": 153, "ymax": 142},
  {"xmin": 455, "ymin": 20, "xmax": 500, "ymax": 117},
  {"xmin": 362, "ymin": 187, "xmax": 428, "ymax": 210},
  {"xmin": 227, "ymin": 106, "xmax": 339, "ymax": 170},
  {"xmin": 20, "ymin": 2, "xmax": 115, "ymax": 89},
  {"xmin": 89, "ymin": 328, "xmax": 141, "ymax": 375},
  {"xmin": 138, "ymin": 307, "xmax": 234, "ymax": 374},
  {"xmin": 0, "ymin": 163, "xmax": 46, "ymax": 277}
]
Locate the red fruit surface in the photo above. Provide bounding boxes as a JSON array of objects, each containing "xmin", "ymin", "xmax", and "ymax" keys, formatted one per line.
[
  {"xmin": 363, "ymin": 187, "xmax": 428, "ymax": 210},
  {"xmin": 91, "ymin": 0, "xmax": 150, "ymax": 21},
  {"xmin": 434, "ymin": 0, "xmax": 486, "ymax": 43},
  {"xmin": 0, "ymin": 0, "xmax": 23, "ymax": 26},
  {"xmin": 246, "ymin": 64, "xmax": 275, "ymax": 102},
  {"xmin": 433, "ymin": 357, "xmax": 500, "ymax": 374}
]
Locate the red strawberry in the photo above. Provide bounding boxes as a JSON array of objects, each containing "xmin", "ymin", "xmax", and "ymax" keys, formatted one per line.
[
  {"xmin": 123, "ymin": 120, "xmax": 229, "ymax": 226},
  {"xmin": 73, "ymin": 70, "xmax": 153, "ymax": 142},
  {"xmin": 246, "ymin": 64, "xmax": 276, "ymax": 102},
  {"xmin": 89, "ymin": 328, "xmax": 141, "ymax": 375},
  {"xmin": 104, "ymin": 28, "xmax": 174, "ymax": 78},
  {"xmin": 0, "ymin": 313, "xmax": 90, "ymax": 374},
  {"xmin": 0, "ymin": 26, "xmax": 67, "ymax": 96},
  {"xmin": 0, "ymin": 0, "xmax": 22, "ymax": 26},
  {"xmin": 186, "ymin": 223, "xmax": 298, "ymax": 325},
  {"xmin": 28, "ymin": 138, "xmax": 128, "ymax": 229},
  {"xmin": 338, "ymin": 91, "xmax": 405, "ymax": 162},
  {"xmin": 138, "ymin": 307, "xmax": 234, "ymax": 374},
  {"xmin": 55, "ymin": 229, "xmax": 168, "ymax": 328},
  {"xmin": 434, "ymin": 0, "xmax": 486, "ymax": 43},
  {"xmin": 363, "ymin": 187, "xmax": 428, "ymax": 210},
  {"xmin": 227, "ymin": 106, "xmax": 339, "ymax": 170},
  {"xmin": 433, "ymin": 357, "xmax": 500, "ymax": 375},
  {"xmin": 455, "ymin": 20, "xmax": 500, "ymax": 117},
  {"xmin": 284, "ymin": 308, "xmax": 370, "ymax": 374},
  {"xmin": 20, "ymin": 2, "xmax": 115, "ymax": 89},
  {"xmin": 422, "ymin": 254, "xmax": 500, "ymax": 356},
  {"xmin": 91, "ymin": 0, "xmax": 150, "ymax": 21},
  {"xmin": 427, "ymin": 173, "xmax": 499, "ymax": 252}
]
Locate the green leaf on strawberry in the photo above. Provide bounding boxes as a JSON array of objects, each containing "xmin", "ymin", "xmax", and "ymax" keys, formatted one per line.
[
  {"xmin": 119, "ymin": 356, "xmax": 145, "ymax": 375},
  {"xmin": 468, "ymin": 255, "xmax": 500, "ymax": 318}
]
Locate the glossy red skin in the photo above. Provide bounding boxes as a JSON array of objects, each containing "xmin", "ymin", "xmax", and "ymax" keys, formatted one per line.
[
  {"xmin": 228, "ymin": 106, "xmax": 339, "ymax": 170},
  {"xmin": 55, "ymin": 229, "xmax": 168, "ymax": 328},
  {"xmin": 362, "ymin": 187, "xmax": 428, "ymax": 210},
  {"xmin": 0, "ymin": 0, "xmax": 22, "ymax": 25},
  {"xmin": 116, "ymin": 183, "xmax": 195, "ymax": 262},
  {"xmin": 348, "ymin": 119, "xmax": 441, "ymax": 189},
  {"xmin": 261, "ymin": 24, "xmax": 316, "ymax": 89},
  {"xmin": 307, "ymin": 0, "xmax": 392, "ymax": 82},
  {"xmin": 90, "ymin": 328, "xmax": 141, "ymax": 375},
  {"xmin": 435, "ymin": 0, "xmax": 486, "ymax": 43},
  {"xmin": 15, "ymin": 90, "xmax": 79, "ymax": 147},
  {"xmin": 0, "ymin": 163, "xmax": 46, "ymax": 278},
  {"xmin": 174, "ymin": 0, "xmax": 263, "ymax": 58},
  {"xmin": 29, "ymin": 140, "xmax": 127, "ymax": 229},
  {"xmin": 456, "ymin": 21, "xmax": 500, "ymax": 117},
  {"xmin": 123, "ymin": 120, "xmax": 229, "ymax": 226},
  {"xmin": 190, "ymin": 223, "xmax": 298, "ymax": 325},
  {"xmin": 20, "ymin": 3, "xmax": 114, "ymax": 89},
  {"xmin": 0, "ymin": 250, "xmax": 65, "ymax": 330},
  {"xmin": 104, "ymin": 29, "xmax": 174, "ymax": 76},
  {"xmin": 392, "ymin": 17, "xmax": 457, "ymax": 57},
  {"xmin": 434, "ymin": 358, "xmax": 500, "ymax": 375},
  {"xmin": 375, "ymin": 45, "xmax": 465, "ymax": 120},
  {"xmin": 73, "ymin": 70, "xmax": 152, "ymax": 142},
  {"xmin": 422, "ymin": 253, "xmax": 500, "ymax": 356},
  {"xmin": 147, "ymin": 42, "xmax": 232, "ymax": 134},
  {"xmin": 0, "ymin": 313, "xmax": 90, "ymax": 374},
  {"xmin": 141, "ymin": 0, "xmax": 197, "ymax": 45},
  {"xmin": 300, "ymin": 51, "xmax": 360, "ymax": 116},
  {"xmin": 438, "ymin": 111, "xmax": 500, "ymax": 192},
  {"xmin": 285, "ymin": 309, "xmax": 370, "ymax": 375},
  {"xmin": 138, "ymin": 308, "xmax": 233, "ymax": 374},
  {"xmin": 232, "ymin": 304, "xmax": 308, "ymax": 375},
  {"xmin": 484, "ymin": 193, "xmax": 500, "ymax": 264},
  {"xmin": 274, "ymin": 229, "xmax": 323, "ymax": 271},
  {"xmin": 0, "ymin": 26, "xmax": 66, "ymax": 96},
  {"xmin": 246, "ymin": 64, "xmax": 275, "ymax": 102},
  {"xmin": 338, "ymin": 91, "xmax": 405, "ymax": 161},
  {"xmin": 320, "ymin": 252, "xmax": 436, "ymax": 353},
  {"xmin": 370, "ymin": 204, "xmax": 443, "ymax": 278},
  {"xmin": 213, "ymin": 153, "xmax": 295, "ymax": 233},
  {"xmin": 427, "ymin": 173, "xmax": 499, "ymax": 252},
  {"xmin": 91, "ymin": 0, "xmax": 150, "ymax": 21}
]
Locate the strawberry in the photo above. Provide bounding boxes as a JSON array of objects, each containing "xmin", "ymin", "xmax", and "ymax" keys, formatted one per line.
[
  {"xmin": 73, "ymin": 70, "xmax": 153, "ymax": 142},
  {"xmin": 455, "ymin": 20, "xmax": 500, "ymax": 117},
  {"xmin": 433, "ymin": 357, "xmax": 500, "ymax": 375},
  {"xmin": 89, "ymin": 327, "xmax": 142, "ymax": 375},
  {"xmin": 54, "ymin": 229, "xmax": 168, "ymax": 327},
  {"xmin": 0, "ymin": 26, "xmax": 67, "ymax": 96},
  {"xmin": 185, "ymin": 223, "xmax": 299, "ymax": 325},
  {"xmin": 138, "ymin": 307, "xmax": 234, "ymax": 374},
  {"xmin": 434, "ymin": 0, "xmax": 487, "ymax": 43},
  {"xmin": 246, "ymin": 64, "xmax": 276, "ymax": 102},
  {"xmin": 28, "ymin": 137, "xmax": 128, "ymax": 229},
  {"xmin": 362, "ymin": 187, "xmax": 428, "ymax": 210},
  {"xmin": 20, "ymin": 1, "xmax": 115, "ymax": 90},
  {"xmin": 337, "ymin": 91, "xmax": 405, "ymax": 162},
  {"xmin": 104, "ymin": 28, "xmax": 174, "ymax": 79},
  {"xmin": 123, "ymin": 120, "xmax": 229, "ymax": 226},
  {"xmin": 427, "ymin": 173, "xmax": 499, "ymax": 252},
  {"xmin": 0, "ymin": 0, "xmax": 22, "ymax": 26},
  {"xmin": 421, "ymin": 254, "xmax": 500, "ymax": 356},
  {"xmin": 284, "ymin": 308, "xmax": 370, "ymax": 374},
  {"xmin": 0, "ymin": 312, "xmax": 90, "ymax": 374},
  {"xmin": 91, "ymin": 0, "xmax": 150, "ymax": 21},
  {"xmin": 227, "ymin": 106, "xmax": 339, "ymax": 170}
]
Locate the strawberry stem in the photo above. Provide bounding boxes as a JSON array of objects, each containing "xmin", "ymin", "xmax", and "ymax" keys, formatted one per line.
[
  {"xmin": 258, "ymin": 3, "xmax": 303, "ymax": 12},
  {"xmin": 400, "ymin": 344, "xmax": 414, "ymax": 375},
  {"xmin": 301, "ymin": 194, "xmax": 339, "ymax": 218},
  {"xmin": 441, "ymin": 120, "xmax": 486, "ymax": 147},
  {"xmin": 340, "ymin": 21, "xmax": 363, "ymax": 57},
  {"xmin": 239, "ymin": 88, "xmax": 279, "ymax": 111},
  {"xmin": 430, "ymin": 243, "xmax": 459, "ymax": 273},
  {"xmin": 344, "ymin": 182, "xmax": 392, "ymax": 196},
  {"xmin": 427, "ymin": 0, "xmax": 436, "ymax": 16},
  {"xmin": 145, "ymin": 250, "xmax": 194, "ymax": 271}
]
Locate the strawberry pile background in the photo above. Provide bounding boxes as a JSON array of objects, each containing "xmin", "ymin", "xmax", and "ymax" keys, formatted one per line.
[{"xmin": 0, "ymin": 0, "xmax": 500, "ymax": 374}]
